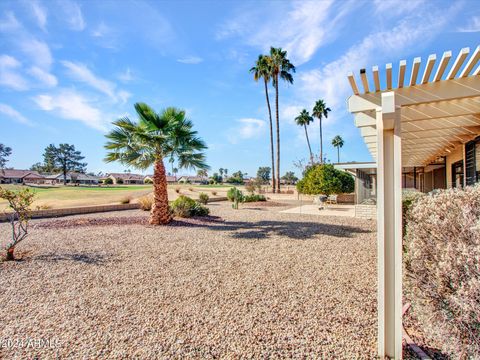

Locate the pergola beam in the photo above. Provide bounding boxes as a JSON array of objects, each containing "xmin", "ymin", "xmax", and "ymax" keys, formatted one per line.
[
  {"xmin": 459, "ymin": 45, "xmax": 480, "ymax": 77},
  {"xmin": 433, "ymin": 50, "xmax": 452, "ymax": 81},
  {"xmin": 447, "ymin": 47, "xmax": 469, "ymax": 80},
  {"xmin": 409, "ymin": 57, "xmax": 421, "ymax": 86},
  {"xmin": 421, "ymin": 54, "xmax": 436, "ymax": 84}
]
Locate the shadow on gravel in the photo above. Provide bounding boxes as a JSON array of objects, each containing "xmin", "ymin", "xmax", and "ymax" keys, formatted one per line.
[
  {"xmin": 34, "ymin": 252, "xmax": 111, "ymax": 265},
  {"xmin": 171, "ymin": 219, "xmax": 371, "ymax": 240}
]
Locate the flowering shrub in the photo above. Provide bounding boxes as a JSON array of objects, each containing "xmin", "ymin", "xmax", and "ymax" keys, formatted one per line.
[{"xmin": 404, "ymin": 186, "xmax": 480, "ymax": 357}]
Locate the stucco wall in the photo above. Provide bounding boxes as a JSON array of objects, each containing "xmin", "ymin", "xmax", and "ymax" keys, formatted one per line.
[{"xmin": 445, "ymin": 146, "xmax": 465, "ymax": 188}]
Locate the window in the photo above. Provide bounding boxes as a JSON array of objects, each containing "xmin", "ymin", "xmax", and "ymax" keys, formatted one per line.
[{"xmin": 452, "ymin": 160, "xmax": 464, "ymax": 188}]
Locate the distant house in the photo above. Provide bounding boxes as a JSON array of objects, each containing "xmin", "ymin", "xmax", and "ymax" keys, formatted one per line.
[
  {"xmin": 0, "ymin": 169, "xmax": 45, "ymax": 184},
  {"xmin": 177, "ymin": 176, "xmax": 207, "ymax": 185},
  {"xmin": 144, "ymin": 175, "xmax": 177, "ymax": 184},
  {"xmin": 107, "ymin": 173, "xmax": 145, "ymax": 185},
  {"xmin": 45, "ymin": 172, "xmax": 100, "ymax": 185}
]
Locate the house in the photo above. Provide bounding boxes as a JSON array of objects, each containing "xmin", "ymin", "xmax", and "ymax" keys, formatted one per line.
[
  {"xmin": 177, "ymin": 176, "xmax": 207, "ymax": 184},
  {"xmin": 45, "ymin": 172, "xmax": 100, "ymax": 185},
  {"xmin": 0, "ymin": 169, "xmax": 45, "ymax": 184},
  {"xmin": 143, "ymin": 175, "xmax": 177, "ymax": 184},
  {"xmin": 346, "ymin": 46, "xmax": 480, "ymax": 358},
  {"xmin": 107, "ymin": 173, "xmax": 145, "ymax": 184}
]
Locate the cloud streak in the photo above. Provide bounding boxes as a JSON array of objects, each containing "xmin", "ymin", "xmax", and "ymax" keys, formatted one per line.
[
  {"xmin": 0, "ymin": 103, "xmax": 33, "ymax": 125},
  {"xmin": 228, "ymin": 118, "xmax": 266, "ymax": 143}
]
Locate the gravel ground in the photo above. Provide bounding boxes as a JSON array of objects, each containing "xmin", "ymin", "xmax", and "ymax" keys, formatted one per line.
[{"xmin": 0, "ymin": 202, "xmax": 377, "ymax": 359}]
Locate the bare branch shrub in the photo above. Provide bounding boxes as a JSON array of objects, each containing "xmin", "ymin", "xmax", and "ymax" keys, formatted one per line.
[
  {"xmin": 404, "ymin": 186, "xmax": 480, "ymax": 358},
  {"xmin": 0, "ymin": 187, "xmax": 35, "ymax": 261}
]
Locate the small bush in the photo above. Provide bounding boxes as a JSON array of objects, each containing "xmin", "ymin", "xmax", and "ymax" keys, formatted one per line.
[
  {"xmin": 211, "ymin": 191, "xmax": 217, "ymax": 196},
  {"xmin": 117, "ymin": 178, "xmax": 124, "ymax": 184},
  {"xmin": 244, "ymin": 194, "xmax": 266, "ymax": 202},
  {"xmin": 103, "ymin": 177, "xmax": 113, "ymax": 185},
  {"xmin": 198, "ymin": 192, "xmax": 209, "ymax": 204},
  {"xmin": 119, "ymin": 196, "xmax": 131, "ymax": 204},
  {"xmin": 175, "ymin": 187, "xmax": 181, "ymax": 194},
  {"xmin": 188, "ymin": 187, "xmax": 194, "ymax": 192},
  {"xmin": 138, "ymin": 195, "xmax": 154, "ymax": 211},
  {"xmin": 245, "ymin": 182, "xmax": 256, "ymax": 193},
  {"xmin": 404, "ymin": 186, "xmax": 480, "ymax": 357},
  {"xmin": 170, "ymin": 195, "xmax": 209, "ymax": 218},
  {"xmin": 35, "ymin": 204, "xmax": 52, "ymax": 210}
]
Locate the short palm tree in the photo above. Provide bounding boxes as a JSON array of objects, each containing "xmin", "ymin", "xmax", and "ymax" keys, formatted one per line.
[
  {"xmin": 312, "ymin": 99, "xmax": 331, "ymax": 164},
  {"xmin": 250, "ymin": 54, "xmax": 276, "ymax": 193},
  {"xmin": 331, "ymin": 135, "xmax": 344, "ymax": 163},
  {"xmin": 270, "ymin": 47, "xmax": 295, "ymax": 192},
  {"xmin": 295, "ymin": 109, "xmax": 314, "ymax": 163},
  {"xmin": 105, "ymin": 103, "xmax": 208, "ymax": 225}
]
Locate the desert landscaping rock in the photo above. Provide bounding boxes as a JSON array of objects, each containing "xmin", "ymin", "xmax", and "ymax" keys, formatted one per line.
[{"xmin": 0, "ymin": 202, "xmax": 377, "ymax": 358}]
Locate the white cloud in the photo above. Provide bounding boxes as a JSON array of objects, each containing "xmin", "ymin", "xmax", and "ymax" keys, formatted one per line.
[
  {"xmin": 228, "ymin": 118, "xmax": 266, "ymax": 143},
  {"xmin": 117, "ymin": 90, "xmax": 131, "ymax": 104},
  {"xmin": 33, "ymin": 90, "xmax": 107, "ymax": 131},
  {"xmin": 19, "ymin": 38, "xmax": 53, "ymax": 70},
  {"xmin": 0, "ymin": 12, "xmax": 22, "ymax": 32},
  {"xmin": 457, "ymin": 16, "xmax": 480, "ymax": 32},
  {"xmin": 29, "ymin": 0, "xmax": 48, "ymax": 31},
  {"xmin": 61, "ymin": 61, "xmax": 127, "ymax": 102},
  {"xmin": 28, "ymin": 66, "xmax": 57, "ymax": 87},
  {"xmin": 177, "ymin": 56, "xmax": 203, "ymax": 64},
  {"xmin": 60, "ymin": 0, "xmax": 85, "ymax": 31},
  {"xmin": 0, "ymin": 55, "xmax": 29, "ymax": 91},
  {"xmin": 216, "ymin": 1, "xmax": 357, "ymax": 65},
  {"xmin": 0, "ymin": 103, "xmax": 33, "ymax": 125},
  {"xmin": 373, "ymin": 0, "xmax": 425, "ymax": 16}
]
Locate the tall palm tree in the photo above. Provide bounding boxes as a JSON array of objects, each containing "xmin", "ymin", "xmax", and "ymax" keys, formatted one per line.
[
  {"xmin": 250, "ymin": 54, "xmax": 276, "ymax": 193},
  {"xmin": 294, "ymin": 109, "xmax": 314, "ymax": 163},
  {"xmin": 105, "ymin": 103, "xmax": 208, "ymax": 225},
  {"xmin": 331, "ymin": 135, "xmax": 344, "ymax": 163},
  {"xmin": 269, "ymin": 47, "xmax": 295, "ymax": 192},
  {"xmin": 312, "ymin": 99, "xmax": 331, "ymax": 164}
]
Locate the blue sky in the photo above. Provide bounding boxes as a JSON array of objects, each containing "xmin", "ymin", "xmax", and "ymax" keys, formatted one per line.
[{"xmin": 0, "ymin": 0, "xmax": 479, "ymax": 177}]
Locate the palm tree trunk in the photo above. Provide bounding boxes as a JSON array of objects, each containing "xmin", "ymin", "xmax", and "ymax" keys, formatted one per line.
[
  {"xmin": 150, "ymin": 159, "xmax": 172, "ymax": 225},
  {"xmin": 337, "ymin": 147, "xmax": 340, "ymax": 163},
  {"xmin": 264, "ymin": 79, "xmax": 276, "ymax": 193},
  {"xmin": 304, "ymin": 125, "xmax": 313, "ymax": 163},
  {"xmin": 319, "ymin": 118, "xmax": 323, "ymax": 164},
  {"xmin": 275, "ymin": 76, "xmax": 280, "ymax": 192}
]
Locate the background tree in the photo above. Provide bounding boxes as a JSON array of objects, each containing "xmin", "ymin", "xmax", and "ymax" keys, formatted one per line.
[
  {"xmin": 331, "ymin": 135, "xmax": 344, "ymax": 163},
  {"xmin": 312, "ymin": 99, "xmax": 331, "ymax": 164},
  {"xmin": 48, "ymin": 144, "xmax": 87, "ymax": 185},
  {"xmin": 295, "ymin": 109, "xmax": 314, "ymax": 163},
  {"xmin": 251, "ymin": 54, "xmax": 276, "ymax": 193},
  {"xmin": 210, "ymin": 173, "xmax": 223, "ymax": 184},
  {"xmin": 105, "ymin": 103, "xmax": 208, "ymax": 225},
  {"xmin": 270, "ymin": 47, "xmax": 295, "ymax": 192},
  {"xmin": 219, "ymin": 168, "xmax": 224, "ymax": 177},
  {"xmin": 0, "ymin": 143, "xmax": 12, "ymax": 169},
  {"xmin": 224, "ymin": 169, "xmax": 228, "ymax": 178},
  {"xmin": 172, "ymin": 167, "xmax": 178, "ymax": 179},
  {"xmin": 281, "ymin": 171, "xmax": 298, "ymax": 185},
  {"xmin": 256, "ymin": 166, "xmax": 271, "ymax": 184},
  {"xmin": 197, "ymin": 169, "xmax": 208, "ymax": 179},
  {"xmin": 226, "ymin": 170, "xmax": 244, "ymax": 184},
  {"xmin": 42, "ymin": 144, "xmax": 61, "ymax": 173}
]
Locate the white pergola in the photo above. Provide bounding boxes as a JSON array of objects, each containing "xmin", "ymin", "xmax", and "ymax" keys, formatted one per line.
[{"xmin": 346, "ymin": 46, "xmax": 480, "ymax": 359}]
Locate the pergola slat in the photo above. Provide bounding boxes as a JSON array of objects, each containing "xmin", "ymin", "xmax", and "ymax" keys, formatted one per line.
[
  {"xmin": 433, "ymin": 50, "xmax": 452, "ymax": 81},
  {"xmin": 459, "ymin": 45, "xmax": 480, "ymax": 77},
  {"xmin": 347, "ymin": 72, "xmax": 359, "ymax": 95},
  {"xmin": 398, "ymin": 60, "xmax": 406, "ymax": 88},
  {"xmin": 446, "ymin": 47, "xmax": 469, "ymax": 80},
  {"xmin": 373, "ymin": 66, "xmax": 381, "ymax": 92},
  {"xmin": 386, "ymin": 63, "xmax": 392, "ymax": 90},
  {"xmin": 360, "ymin": 69, "xmax": 370, "ymax": 93},
  {"xmin": 421, "ymin": 54, "xmax": 436, "ymax": 84},
  {"xmin": 409, "ymin": 57, "xmax": 421, "ymax": 86}
]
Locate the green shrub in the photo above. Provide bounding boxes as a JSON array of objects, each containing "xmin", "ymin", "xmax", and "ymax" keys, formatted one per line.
[
  {"xmin": 117, "ymin": 178, "xmax": 124, "ymax": 184},
  {"xmin": 138, "ymin": 195, "xmax": 154, "ymax": 211},
  {"xmin": 198, "ymin": 192, "xmax": 209, "ymax": 204},
  {"xmin": 103, "ymin": 177, "xmax": 113, "ymax": 185},
  {"xmin": 211, "ymin": 191, "xmax": 217, "ymax": 196},
  {"xmin": 297, "ymin": 164, "xmax": 354, "ymax": 195},
  {"xmin": 227, "ymin": 187, "xmax": 244, "ymax": 209},
  {"xmin": 244, "ymin": 194, "xmax": 266, "ymax": 202},
  {"xmin": 404, "ymin": 186, "xmax": 480, "ymax": 357},
  {"xmin": 170, "ymin": 195, "xmax": 209, "ymax": 218}
]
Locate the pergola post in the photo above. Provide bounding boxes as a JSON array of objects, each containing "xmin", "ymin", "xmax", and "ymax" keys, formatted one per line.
[{"xmin": 376, "ymin": 92, "xmax": 403, "ymax": 359}]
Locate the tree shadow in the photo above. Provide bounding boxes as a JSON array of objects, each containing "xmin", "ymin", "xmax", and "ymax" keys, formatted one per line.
[
  {"xmin": 171, "ymin": 218, "xmax": 371, "ymax": 240},
  {"xmin": 34, "ymin": 252, "xmax": 112, "ymax": 265}
]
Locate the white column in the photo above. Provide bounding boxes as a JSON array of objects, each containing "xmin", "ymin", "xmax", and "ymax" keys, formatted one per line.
[{"xmin": 376, "ymin": 92, "xmax": 403, "ymax": 359}]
